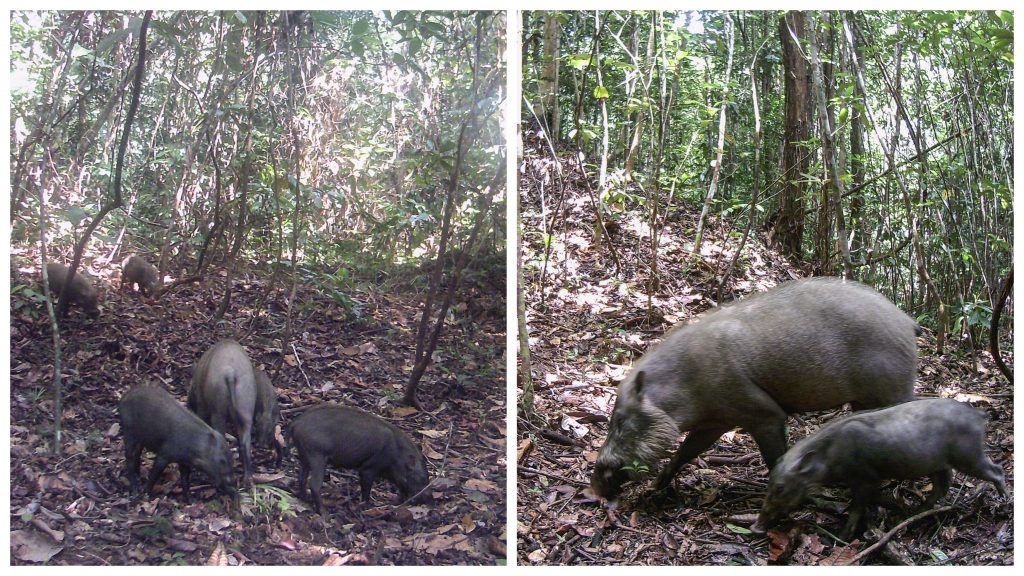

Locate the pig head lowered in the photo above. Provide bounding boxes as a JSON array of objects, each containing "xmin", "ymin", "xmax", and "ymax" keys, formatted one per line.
[
  {"xmin": 752, "ymin": 398, "xmax": 1008, "ymax": 536},
  {"xmin": 591, "ymin": 277, "xmax": 919, "ymax": 500},
  {"xmin": 187, "ymin": 339, "xmax": 257, "ymax": 486},
  {"xmin": 119, "ymin": 384, "xmax": 236, "ymax": 501},
  {"xmin": 289, "ymin": 404, "xmax": 431, "ymax": 512},
  {"xmin": 46, "ymin": 262, "xmax": 100, "ymax": 318},
  {"xmin": 253, "ymin": 369, "xmax": 284, "ymax": 464}
]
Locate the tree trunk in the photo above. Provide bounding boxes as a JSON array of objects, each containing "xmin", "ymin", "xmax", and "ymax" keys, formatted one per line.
[
  {"xmin": 57, "ymin": 11, "xmax": 152, "ymax": 320},
  {"xmin": 693, "ymin": 12, "xmax": 735, "ymax": 257},
  {"xmin": 404, "ymin": 18, "xmax": 490, "ymax": 408},
  {"xmin": 990, "ymin": 262, "xmax": 1013, "ymax": 383},
  {"xmin": 807, "ymin": 12, "xmax": 852, "ymax": 278},
  {"xmin": 773, "ymin": 11, "xmax": 811, "ymax": 259},
  {"xmin": 848, "ymin": 26, "xmax": 866, "ymax": 263},
  {"xmin": 539, "ymin": 13, "xmax": 561, "ymax": 140}
]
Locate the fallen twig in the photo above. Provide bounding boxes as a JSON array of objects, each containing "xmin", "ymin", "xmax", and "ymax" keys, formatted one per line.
[
  {"xmin": 844, "ymin": 505, "xmax": 955, "ymax": 565},
  {"xmin": 291, "ymin": 342, "xmax": 311, "ymax": 388},
  {"xmin": 519, "ymin": 466, "xmax": 587, "ymax": 486}
]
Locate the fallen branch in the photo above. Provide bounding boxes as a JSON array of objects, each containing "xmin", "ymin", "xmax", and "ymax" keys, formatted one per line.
[
  {"xmin": 519, "ymin": 466, "xmax": 588, "ymax": 486},
  {"xmin": 844, "ymin": 505, "xmax": 954, "ymax": 565}
]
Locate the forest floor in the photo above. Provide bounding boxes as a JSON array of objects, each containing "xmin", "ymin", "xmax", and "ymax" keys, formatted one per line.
[
  {"xmin": 516, "ymin": 140, "xmax": 1014, "ymax": 566},
  {"xmin": 9, "ymin": 250, "xmax": 506, "ymax": 566}
]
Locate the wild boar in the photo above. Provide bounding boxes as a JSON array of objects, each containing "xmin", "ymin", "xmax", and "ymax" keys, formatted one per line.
[
  {"xmin": 187, "ymin": 340, "xmax": 257, "ymax": 487},
  {"xmin": 751, "ymin": 398, "xmax": 1008, "ymax": 536},
  {"xmin": 254, "ymin": 369, "xmax": 284, "ymax": 464},
  {"xmin": 45, "ymin": 262, "xmax": 100, "ymax": 318},
  {"xmin": 122, "ymin": 255, "xmax": 159, "ymax": 295},
  {"xmin": 591, "ymin": 278, "xmax": 919, "ymax": 501},
  {"xmin": 118, "ymin": 384, "xmax": 237, "ymax": 502},
  {"xmin": 289, "ymin": 404, "xmax": 431, "ymax": 513}
]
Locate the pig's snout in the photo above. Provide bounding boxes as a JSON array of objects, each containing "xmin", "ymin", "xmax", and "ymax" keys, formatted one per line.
[{"xmin": 590, "ymin": 464, "xmax": 628, "ymax": 500}]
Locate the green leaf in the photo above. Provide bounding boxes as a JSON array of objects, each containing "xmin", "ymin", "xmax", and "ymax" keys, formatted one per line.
[
  {"xmin": 95, "ymin": 29, "xmax": 129, "ymax": 54},
  {"xmin": 310, "ymin": 12, "xmax": 343, "ymax": 30},
  {"xmin": 726, "ymin": 523, "xmax": 752, "ymax": 535},
  {"xmin": 467, "ymin": 490, "xmax": 491, "ymax": 503},
  {"xmin": 352, "ymin": 19, "xmax": 370, "ymax": 36},
  {"xmin": 66, "ymin": 206, "xmax": 89, "ymax": 227},
  {"xmin": 421, "ymin": 21, "xmax": 447, "ymax": 38},
  {"xmin": 407, "ymin": 36, "xmax": 422, "ymax": 55},
  {"xmin": 350, "ymin": 38, "xmax": 365, "ymax": 57},
  {"xmin": 593, "ymin": 85, "xmax": 609, "ymax": 99},
  {"xmin": 70, "ymin": 44, "xmax": 93, "ymax": 59},
  {"xmin": 566, "ymin": 53, "xmax": 592, "ymax": 70}
]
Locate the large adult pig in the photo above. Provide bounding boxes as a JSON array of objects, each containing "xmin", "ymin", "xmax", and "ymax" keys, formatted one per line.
[
  {"xmin": 254, "ymin": 369, "xmax": 284, "ymax": 464},
  {"xmin": 122, "ymin": 255, "xmax": 159, "ymax": 295},
  {"xmin": 752, "ymin": 398, "xmax": 1008, "ymax": 536},
  {"xmin": 591, "ymin": 277, "xmax": 919, "ymax": 500},
  {"xmin": 119, "ymin": 385, "xmax": 237, "ymax": 502},
  {"xmin": 187, "ymin": 340, "xmax": 257, "ymax": 487},
  {"xmin": 45, "ymin": 262, "xmax": 100, "ymax": 318},
  {"xmin": 289, "ymin": 404, "xmax": 431, "ymax": 513}
]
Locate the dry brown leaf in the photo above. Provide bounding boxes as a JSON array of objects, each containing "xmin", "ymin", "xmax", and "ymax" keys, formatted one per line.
[
  {"xmin": 392, "ymin": 406, "xmax": 418, "ymax": 418},
  {"xmin": 10, "ymin": 529, "xmax": 63, "ymax": 563},
  {"xmin": 464, "ymin": 478, "xmax": 499, "ymax": 493},
  {"xmin": 167, "ymin": 538, "xmax": 198, "ymax": 553},
  {"xmin": 422, "ymin": 442, "xmax": 443, "ymax": 460},
  {"xmin": 517, "ymin": 437, "xmax": 533, "ymax": 462},
  {"xmin": 767, "ymin": 528, "xmax": 794, "ymax": 562},
  {"xmin": 487, "ymin": 535, "xmax": 506, "ymax": 557},
  {"xmin": 820, "ymin": 540, "xmax": 861, "ymax": 566},
  {"xmin": 206, "ymin": 540, "xmax": 229, "ymax": 566}
]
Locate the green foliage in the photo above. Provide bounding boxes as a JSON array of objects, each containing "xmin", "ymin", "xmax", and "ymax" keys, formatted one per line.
[
  {"xmin": 621, "ymin": 460, "xmax": 650, "ymax": 475},
  {"xmin": 135, "ymin": 514, "xmax": 174, "ymax": 539},
  {"xmin": 311, "ymin": 268, "xmax": 364, "ymax": 317},
  {"xmin": 957, "ymin": 301, "xmax": 992, "ymax": 333},
  {"xmin": 160, "ymin": 552, "xmax": 189, "ymax": 566},
  {"xmin": 247, "ymin": 485, "xmax": 300, "ymax": 521},
  {"xmin": 524, "ymin": 9, "xmax": 1011, "ymax": 355},
  {"xmin": 11, "ymin": 10, "xmax": 504, "ymax": 291}
]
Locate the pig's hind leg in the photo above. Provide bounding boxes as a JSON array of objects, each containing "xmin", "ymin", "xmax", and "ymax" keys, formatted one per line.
[
  {"xmin": 306, "ymin": 456, "xmax": 327, "ymax": 513},
  {"xmin": 922, "ymin": 469, "xmax": 951, "ymax": 508},
  {"xmin": 952, "ymin": 453, "xmax": 1008, "ymax": 498}
]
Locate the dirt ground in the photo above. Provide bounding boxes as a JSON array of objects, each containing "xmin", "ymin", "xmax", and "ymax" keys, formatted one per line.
[{"xmin": 10, "ymin": 253, "xmax": 507, "ymax": 565}]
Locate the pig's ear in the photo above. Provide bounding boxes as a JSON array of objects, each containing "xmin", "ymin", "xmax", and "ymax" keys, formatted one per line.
[
  {"xmin": 794, "ymin": 450, "xmax": 823, "ymax": 476},
  {"xmin": 632, "ymin": 371, "xmax": 647, "ymax": 398}
]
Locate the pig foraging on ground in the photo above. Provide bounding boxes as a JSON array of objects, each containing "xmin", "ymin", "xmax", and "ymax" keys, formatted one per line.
[
  {"xmin": 45, "ymin": 262, "xmax": 100, "ymax": 318},
  {"xmin": 119, "ymin": 385, "xmax": 237, "ymax": 502},
  {"xmin": 254, "ymin": 369, "xmax": 284, "ymax": 464},
  {"xmin": 591, "ymin": 278, "xmax": 919, "ymax": 501},
  {"xmin": 122, "ymin": 255, "xmax": 159, "ymax": 295},
  {"xmin": 751, "ymin": 398, "xmax": 1008, "ymax": 536},
  {"xmin": 289, "ymin": 404, "xmax": 431, "ymax": 513},
  {"xmin": 187, "ymin": 340, "xmax": 257, "ymax": 486}
]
